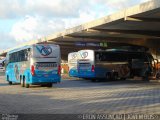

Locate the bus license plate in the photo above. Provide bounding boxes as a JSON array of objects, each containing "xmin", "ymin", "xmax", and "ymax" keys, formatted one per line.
[{"xmin": 36, "ymin": 63, "xmax": 57, "ymax": 70}]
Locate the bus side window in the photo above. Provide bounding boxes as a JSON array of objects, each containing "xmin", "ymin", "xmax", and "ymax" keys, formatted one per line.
[
  {"xmin": 24, "ymin": 50, "xmax": 28, "ymax": 61},
  {"xmin": 9, "ymin": 54, "xmax": 13, "ymax": 63},
  {"xmin": 25, "ymin": 48, "xmax": 31, "ymax": 61},
  {"xmin": 96, "ymin": 53, "xmax": 104, "ymax": 61},
  {"xmin": 96, "ymin": 53, "xmax": 100, "ymax": 61},
  {"xmin": 28, "ymin": 48, "xmax": 31, "ymax": 58},
  {"xmin": 99, "ymin": 53, "xmax": 103, "ymax": 61}
]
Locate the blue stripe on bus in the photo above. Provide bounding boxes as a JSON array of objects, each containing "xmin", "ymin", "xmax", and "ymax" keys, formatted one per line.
[
  {"xmin": 69, "ymin": 68, "xmax": 78, "ymax": 77},
  {"xmin": 78, "ymin": 67, "xmax": 111, "ymax": 78}
]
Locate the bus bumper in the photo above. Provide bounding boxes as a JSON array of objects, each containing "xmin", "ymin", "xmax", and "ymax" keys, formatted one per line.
[
  {"xmin": 69, "ymin": 70, "xmax": 78, "ymax": 77},
  {"xmin": 30, "ymin": 75, "xmax": 61, "ymax": 84},
  {"xmin": 78, "ymin": 72, "xmax": 95, "ymax": 78}
]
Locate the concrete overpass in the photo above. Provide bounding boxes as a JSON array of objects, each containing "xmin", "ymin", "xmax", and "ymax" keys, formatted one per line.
[{"xmin": 1, "ymin": 0, "xmax": 160, "ymax": 60}]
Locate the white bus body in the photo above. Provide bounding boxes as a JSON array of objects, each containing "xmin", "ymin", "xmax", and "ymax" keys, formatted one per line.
[{"xmin": 68, "ymin": 52, "xmax": 78, "ymax": 77}]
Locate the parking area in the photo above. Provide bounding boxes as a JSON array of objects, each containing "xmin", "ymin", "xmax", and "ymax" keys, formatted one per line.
[{"xmin": 0, "ymin": 72, "xmax": 160, "ymax": 114}]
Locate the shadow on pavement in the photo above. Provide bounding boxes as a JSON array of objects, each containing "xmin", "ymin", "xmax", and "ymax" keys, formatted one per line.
[{"xmin": 0, "ymin": 88, "xmax": 159, "ymax": 114}]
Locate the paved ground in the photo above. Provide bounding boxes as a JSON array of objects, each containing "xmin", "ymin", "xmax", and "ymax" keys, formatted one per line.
[{"xmin": 0, "ymin": 72, "xmax": 160, "ymax": 114}]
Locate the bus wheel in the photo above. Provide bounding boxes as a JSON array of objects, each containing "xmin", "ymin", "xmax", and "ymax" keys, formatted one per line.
[
  {"xmin": 24, "ymin": 77, "xmax": 29, "ymax": 88},
  {"xmin": 25, "ymin": 82, "xmax": 29, "ymax": 88},
  {"xmin": 9, "ymin": 81, "xmax": 12, "ymax": 85},
  {"xmin": 156, "ymin": 73, "xmax": 160, "ymax": 79},
  {"xmin": 20, "ymin": 79, "xmax": 24, "ymax": 87},
  {"xmin": 7, "ymin": 76, "xmax": 12, "ymax": 85}
]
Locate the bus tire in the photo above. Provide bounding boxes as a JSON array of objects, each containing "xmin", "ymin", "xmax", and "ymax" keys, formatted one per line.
[
  {"xmin": 25, "ymin": 82, "xmax": 29, "ymax": 88},
  {"xmin": 20, "ymin": 79, "xmax": 24, "ymax": 87},
  {"xmin": 24, "ymin": 77, "xmax": 29, "ymax": 88},
  {"xmin": 9, "ymin": 81, "xmax": 12, "ymax": 85},
  {"xmin": 7, "ymin": 76, "xmax": 12, "ymax": 85},
  {"xmin": 156, "ymin": 73, "xmax": 160, "ymax": 79}
]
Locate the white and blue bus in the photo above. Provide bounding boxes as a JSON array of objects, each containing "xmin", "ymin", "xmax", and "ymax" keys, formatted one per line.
[
  {"xmin": 77, "ymin": 49, "xmax": 157, "ymax": 81},
  {"xmin": 5, "ymin": 44, "xmax": 61, "ymax": 88},
  {"xmin": 68, "ymin": 52, "xmax": 78, "ymax": 77}
]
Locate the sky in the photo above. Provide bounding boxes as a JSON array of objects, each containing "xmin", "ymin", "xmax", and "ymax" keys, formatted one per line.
[{"xmin": 0, "ymin": 0, "xmax": 150, "ymax": 52}]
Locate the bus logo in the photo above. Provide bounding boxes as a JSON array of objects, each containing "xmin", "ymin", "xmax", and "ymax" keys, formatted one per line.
[
  {"xmin": 80, "ymin": 52, "xmax": 88, "ymax": 59},
  {"xmin": 36, "ymin": 45, "xmax": 52, "ymax": 56}
]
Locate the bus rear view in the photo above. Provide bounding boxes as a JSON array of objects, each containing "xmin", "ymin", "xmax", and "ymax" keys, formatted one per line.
[
  {"xmin": 68, "ymin": 52, "xmax": 78, "ymax": 77},
  {"xmin": 77, "ymin": 50, "xmax": 95, "ymax": 79},
  {"xmin": 5, "ymin": 44, "xmax": 61, "ymax": 88}
]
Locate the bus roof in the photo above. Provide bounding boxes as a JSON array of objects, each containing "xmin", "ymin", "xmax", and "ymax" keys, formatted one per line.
[
  {"xmin": 78, "ymin": 49, "xmax": 147, "ymax": 54},
  {"xmin": 7, "ymin": 45, "xmax": 31, "ymax": 55},
  {"xmin": 7, "ymin": 44, "xmax": 59, "ymax": 55}
]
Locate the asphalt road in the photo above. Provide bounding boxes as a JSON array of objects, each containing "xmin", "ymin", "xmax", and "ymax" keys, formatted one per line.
[{"xmin": 0, "ymin": 72, "xmax": 160, "ymax": 115}]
